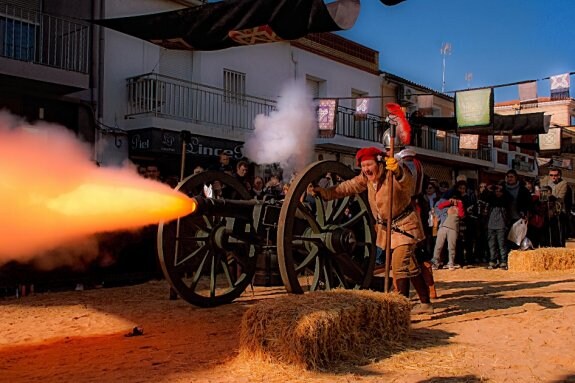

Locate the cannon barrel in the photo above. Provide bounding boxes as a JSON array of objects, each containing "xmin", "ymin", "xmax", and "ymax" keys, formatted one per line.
[{"xmin": 191, "ymin": 195, "xmax": 264, "ymax": 218}]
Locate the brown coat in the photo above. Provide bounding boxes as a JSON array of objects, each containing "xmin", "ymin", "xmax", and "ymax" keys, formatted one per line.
[{"xmin": 321, "ymin": 163, "xmax": 424, "ymax": 250}]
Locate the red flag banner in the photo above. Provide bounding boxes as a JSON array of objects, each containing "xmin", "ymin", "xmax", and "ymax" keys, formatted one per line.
[{"xmin": 93, "ymin": 0, "xmax": 360, "ymax": 51}]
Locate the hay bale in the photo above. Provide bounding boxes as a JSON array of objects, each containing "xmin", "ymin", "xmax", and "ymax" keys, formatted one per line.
[
  {"xmin": 509, "ymin": 248, "xmax": 575, "ymax": 271},
  {"xmin": 239, "ymin": 289, "xmax": 410, "ymax": 370}
]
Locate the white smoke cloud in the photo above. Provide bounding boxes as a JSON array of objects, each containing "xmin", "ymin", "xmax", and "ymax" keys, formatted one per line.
[{"xmin": 243, "ymin": 82, "xmax": 317, "ymax": 179}]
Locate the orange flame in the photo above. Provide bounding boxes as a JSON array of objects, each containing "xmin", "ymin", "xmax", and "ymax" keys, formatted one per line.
[{"xmin": 0, "ymin": 112, "xmax": 194, "ymax": 264}]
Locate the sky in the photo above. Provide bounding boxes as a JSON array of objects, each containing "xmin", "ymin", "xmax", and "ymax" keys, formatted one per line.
[{"xmin": 337, "ymin": 0, "xmax": 575, "ymax": 102}]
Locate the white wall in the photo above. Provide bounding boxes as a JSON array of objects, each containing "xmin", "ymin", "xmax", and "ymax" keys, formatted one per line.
[{"xmin": 99, "ymin": 0, "xmax": 383, "ymax": 165}]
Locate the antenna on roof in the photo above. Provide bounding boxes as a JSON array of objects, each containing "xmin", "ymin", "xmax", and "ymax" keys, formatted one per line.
[
  {"xmin": 440, "ymin": 42, "xmax": 452, "ymax": 93},
  {"xmin": 465, "ymin": 72, "xmax": 473, "ymax": 89}
]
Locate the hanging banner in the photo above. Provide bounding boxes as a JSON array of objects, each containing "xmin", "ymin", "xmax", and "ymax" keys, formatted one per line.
[
  {"xmin": 455, "ymin": 88, "xmax": 494, "ymax": 133},
  {"xmin": 317, "ymin": 99, "xmax": 338, "ymax": 138},
  {"xmin": 550, "ymin": 73, "xmax": 570, "ymax": 100},
  {"xmin": 93, "ymin": 0, "xmax": 360, "ymax": 51},
  {"xmin": 417, "ymin": 94, "xmax": 434, "ymax": 115},
  {"xmin": 518, "ymin": 81, "xmax": 538, "ymax": 105},
  {"xmin": 354, "ymin": 98, "xmax": 369, "ymax": 119},
  {"xmin": 459, "ymin": 134, "xmax": 479, "ymax": 150},
  {"xmin": 538, "ymin": 127, "xmax": 561, "ymax": 151}
]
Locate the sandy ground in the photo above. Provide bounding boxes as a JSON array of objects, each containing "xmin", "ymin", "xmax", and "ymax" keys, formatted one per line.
[{"xmin": 1, "ymin": 266, "xmax": 575, "ymax": 383}]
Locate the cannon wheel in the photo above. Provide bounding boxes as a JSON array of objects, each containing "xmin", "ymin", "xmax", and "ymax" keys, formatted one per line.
[
  {"xmin": 277, "ymin": 160, "xmax": 376, "ymax": 294},
  {"xmin": 157, "ymin": 171, "xmax": 256, "ymax": 307}
]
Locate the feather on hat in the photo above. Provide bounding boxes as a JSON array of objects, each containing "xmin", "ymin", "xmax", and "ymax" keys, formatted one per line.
[{"xmin": 385, "ymin": 103, "xmax": 411, "ymax": 146}]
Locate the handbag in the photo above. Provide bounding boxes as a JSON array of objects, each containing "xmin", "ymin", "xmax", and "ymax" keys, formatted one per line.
[{"xmin": 507, "ymin": 219, "xmax": 528, "ymax": 246}]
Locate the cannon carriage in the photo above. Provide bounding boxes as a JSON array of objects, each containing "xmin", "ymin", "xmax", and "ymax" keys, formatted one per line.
[{"xmin": 157, "ymin": 160, "xmax": 377, "ymax": 307}]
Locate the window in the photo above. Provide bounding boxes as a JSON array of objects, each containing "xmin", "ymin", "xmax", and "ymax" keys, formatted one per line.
[
  {"xmin": 223, "ymin": 69, "xmax": 245, "ymax": 104},
  {"xmin": 0, "ymin": 16, "xmax": 36, "ymax": 61}
]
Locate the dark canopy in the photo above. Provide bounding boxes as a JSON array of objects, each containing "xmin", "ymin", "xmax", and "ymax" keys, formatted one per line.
[
  {"xmin": 93, "ymin": 0, "xmax": 360, "ymax": 51},
  {"xmin": 411, "ymin": 112, "xmax": 549, "ymax": 135}
]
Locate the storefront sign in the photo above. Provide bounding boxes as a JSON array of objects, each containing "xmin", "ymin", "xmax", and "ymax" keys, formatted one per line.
[{"xmin": 129, "ymin": 128, "xmax": 244, "ymax": 159}]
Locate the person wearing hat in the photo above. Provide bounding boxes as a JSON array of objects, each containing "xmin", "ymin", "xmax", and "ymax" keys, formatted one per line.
[{"xmin": 314, "ymin": 146, "xmax": 433, "ymax": 314}]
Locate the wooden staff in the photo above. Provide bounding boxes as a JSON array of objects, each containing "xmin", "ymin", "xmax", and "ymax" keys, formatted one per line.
[{"xmin": 384, "ymin": 124, "xmax": 396, "ymax": 293}]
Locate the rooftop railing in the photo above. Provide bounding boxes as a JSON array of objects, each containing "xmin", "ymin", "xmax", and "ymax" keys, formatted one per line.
[{"xmin": 0, "ymin": 2, "xmax": 90, "ymax": 73}]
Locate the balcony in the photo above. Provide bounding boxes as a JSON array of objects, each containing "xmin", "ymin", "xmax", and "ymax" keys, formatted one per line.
[
  {"xmin": 0, "ymin": 2, "xmax": 90, "ymax": 92},
  {"xmin": 126, "ymin": 73, "xmax": 277, "ymax": 133},
  {"xmin": 126, "ymin": 73, "xmax": 513, "ymax": 169}
]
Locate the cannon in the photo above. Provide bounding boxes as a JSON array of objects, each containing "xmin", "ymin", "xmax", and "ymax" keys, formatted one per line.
[{"xmin": 157, "ymin": 160, "xmax": 377, "ymax": 307}]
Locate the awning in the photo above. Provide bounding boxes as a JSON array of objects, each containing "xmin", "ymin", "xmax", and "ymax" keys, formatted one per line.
[{"xmin": 411, "ymin": 112, "xmax": 549, "ymax": 135}]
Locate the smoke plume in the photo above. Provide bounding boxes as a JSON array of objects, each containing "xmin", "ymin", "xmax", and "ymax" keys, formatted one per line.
[{"xmin": 243, "ymin": 82, "xmax": 317, "ymax": 179}]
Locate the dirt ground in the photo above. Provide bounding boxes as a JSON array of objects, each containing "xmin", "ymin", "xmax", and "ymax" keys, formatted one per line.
[{"xmin": 1, "ymin": 265, "xmax": 575, "ymax": 383}]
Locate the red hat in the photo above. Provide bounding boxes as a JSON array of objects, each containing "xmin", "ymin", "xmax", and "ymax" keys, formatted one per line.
[{"xmin": 356, "ymin": 147, "xmax": 384, "ymax": 166}]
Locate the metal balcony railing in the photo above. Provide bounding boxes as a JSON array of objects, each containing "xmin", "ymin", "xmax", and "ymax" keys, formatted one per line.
[
  {"xmin": 0, "ymin": 2, "xmax": 90, "ymax": 73},
  {"xmin": 413, "ymin": 126, "xmax": 493, "ymax": 162},
  {"xmin": 126, "ymin": 73, "xmax": 277, "ymax": 131},
  {"xmin": 334, "ymin": 105, "xmax": 383, "ymax": 142}
]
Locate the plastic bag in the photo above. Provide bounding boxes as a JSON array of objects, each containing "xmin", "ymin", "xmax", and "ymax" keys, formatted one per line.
[{"xmin": 507, "ymin": 219, "xmax": 528, "ymax": 246}]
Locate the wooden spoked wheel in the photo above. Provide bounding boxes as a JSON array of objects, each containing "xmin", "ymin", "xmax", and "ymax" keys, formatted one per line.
[
  {"xmin": 277, "ymin": 161, "xmax": 376, "ymax": 294},
  {"xmin": 157, "ymin": 171, "xmax": 256, "ymax": 307}
]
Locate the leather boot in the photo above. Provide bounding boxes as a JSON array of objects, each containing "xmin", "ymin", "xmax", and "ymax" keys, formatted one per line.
[
  {"xmin": 421, "ymin": 261, "xmax": 438, "ymax": 299},
  {"xmin": 395, "ymin": 278, "xmax": 411, "ymax": 298},
  {"xmin": 410, "ymin": 273, "xmax": 434, "ymax": 314}
]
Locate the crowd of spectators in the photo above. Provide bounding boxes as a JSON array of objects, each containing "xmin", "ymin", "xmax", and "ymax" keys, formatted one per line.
[{"xmin": 419, "ymin": 167, "xmax": 573, "ymax": 272}]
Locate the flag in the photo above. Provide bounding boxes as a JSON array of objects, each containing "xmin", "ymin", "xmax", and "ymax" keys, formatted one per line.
[
  {"xmin": 536, "ymin": 157, "xmax": 551, "ymax": 167},
  {"xmin": 354, "ymin": 98, "xmax": 369, "ymax": 119},
  {"xmin": 317, "ymin": 99, "xmax": 337, "ymax": 138},
  {"xmin": 92, "ymin": 0, "xmax": 360, "ymax": 51},
  {"xmin": 459, "ymin": 134, "xmax": 479, "ymax": 150},
  {"xmin": 455, "ymin": 88, "xmax": 494, "ymax": 133},
  {"xmin": 518, "ymin": 81, "xmax": 537, "ymax": 105},
  {"xmin": 550, "ymin": 73, "xmax": 570, "ymax": 100},
  {"xmin": 538, "ymin": 127, "xmax": 561, "ymax": 151},
  {"xmin": 417, "ymin": 94, "xmax": 434, "ymax": 115}
]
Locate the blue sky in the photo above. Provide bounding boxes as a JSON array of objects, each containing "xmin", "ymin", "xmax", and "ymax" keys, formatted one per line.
[{"xmin": 337, "ymin": 0, "xmax": 575, "ymax": 102}]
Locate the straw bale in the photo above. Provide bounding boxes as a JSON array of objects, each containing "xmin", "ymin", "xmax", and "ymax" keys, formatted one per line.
[
  {"xmin": 509, "ymin": 248, "xmax": 575, "ymax": 272},
  {"xmin": 239, "ymin": 289, "xmax": 410, "ymax": 370}
]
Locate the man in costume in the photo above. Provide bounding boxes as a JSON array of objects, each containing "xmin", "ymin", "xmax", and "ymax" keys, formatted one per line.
[{"xmin": 314, "ymin": 104, "xmax": 433, "ymax": 314}]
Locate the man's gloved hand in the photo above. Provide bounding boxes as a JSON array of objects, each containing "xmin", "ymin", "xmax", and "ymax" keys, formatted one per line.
[
  {"xmin": 385, "ymin": 157, "xmax": 400, "ymax": 175},
  {"xmin": 314, "ymin": 186, "xmax": 330, "ymax": 200}
]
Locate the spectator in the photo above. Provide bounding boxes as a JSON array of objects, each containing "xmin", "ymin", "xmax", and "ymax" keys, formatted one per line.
[
  {"xmin": 541, "ymin": 168, "xmax": 572, "ymax": 246},
  {"xmin": 484, "ymin": 181, "xmax": 511, "ymax": 269},
  {"xmin": 504, "ymin": 169, "xmax": 532, "ymax": 252},
  {"xmin": 264, "ymin": 175, "xmax": 283, "ymax": 198},
  {"xmin": 431, "ymin": 191, "xmax": 465, "ymax": 270},
  {"xmin": 251, "ymin": 176, "xmax": 266, "ymax": 200},
  {"xmin": 193, "ymin": 165, "xmax": 205, "ymax": 175},
  {"xmin": 211, "ymin": 152, "xmax": 233, "ymax": 174},
  {"xmin": 526, "ymin": 179, "xmax": 545, "ymax": 248},
  {"xmin": 438, "ymin": 180, "xmax": 450, "ymax": 198},
  {"xmin": 418, "ymin": 182, "xmax": 438, "ymax": 256},
  {"xmin": 146, "ymin": 164, "xmax": 161, "ymax": 181}
]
